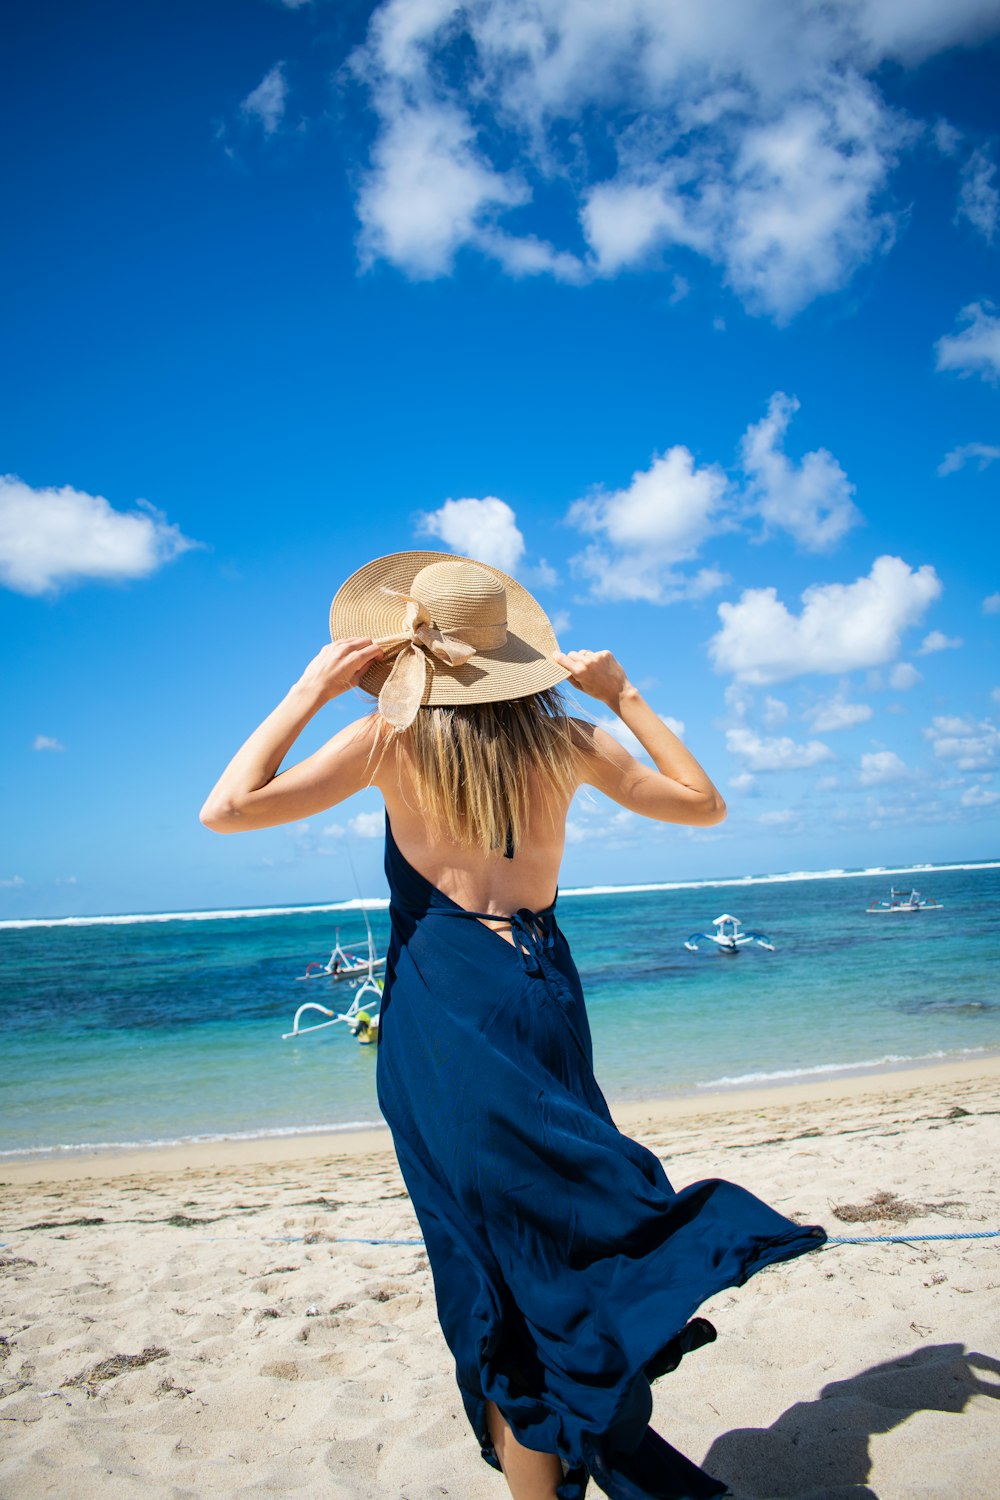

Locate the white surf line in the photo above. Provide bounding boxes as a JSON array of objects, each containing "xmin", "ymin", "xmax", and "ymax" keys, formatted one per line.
[
  {"xmin": 3, "ymin": 860, "xmax": 997, "ymax": 929},
  {"xmin": 561, "ymin": 860, "xmax": 1000, "ymax": 898}
]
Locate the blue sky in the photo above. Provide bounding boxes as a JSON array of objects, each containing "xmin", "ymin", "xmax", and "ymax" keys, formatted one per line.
[{"xmin": 2, "ymin": 0, "xmax": 999, "ymax": 918}]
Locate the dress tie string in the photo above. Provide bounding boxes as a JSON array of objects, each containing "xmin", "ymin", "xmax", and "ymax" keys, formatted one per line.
[
  {"xmin": 507, "ymin": 907, "xmax": 556, "ymax": 977},
  {"xmin": 422, "ymin": 904, "xmax": 557, "ymax": 980}
]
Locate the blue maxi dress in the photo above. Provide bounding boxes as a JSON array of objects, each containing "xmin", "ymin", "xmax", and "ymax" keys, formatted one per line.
[{"xmin": 376, "ymin": 818, "xmax": 826, "ymax": 1500}]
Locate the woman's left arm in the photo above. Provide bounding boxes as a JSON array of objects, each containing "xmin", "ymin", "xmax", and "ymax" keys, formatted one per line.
[{"xmin": 199, "ymin": 638, "xmax": 384, "ymax": 833}]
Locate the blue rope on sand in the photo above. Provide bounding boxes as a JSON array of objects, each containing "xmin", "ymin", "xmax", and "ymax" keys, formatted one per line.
[
  {"xmin": 329, "ymin": 1236, "xmax": 419, "ymax": 1248},
  {"xmin": 266, "ymin": 1230, "xmax": 1000, "ymax": 1248},
  {"xmin": 10, "ymin": 1231, "xmax": 996, "ymax": 1250},
  {"xmin": 825, "ymin": 1229, "xmax": 1000, "ymax": 1245},
  {"xmin": 267, "ymin": 1234, "xmax": 425, "ymax": 1246}
]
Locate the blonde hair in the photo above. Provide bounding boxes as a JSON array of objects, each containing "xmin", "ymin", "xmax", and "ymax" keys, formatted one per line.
[{"xmin": 388, "ymin": 688, "xmax": 580, "ymax": 855}]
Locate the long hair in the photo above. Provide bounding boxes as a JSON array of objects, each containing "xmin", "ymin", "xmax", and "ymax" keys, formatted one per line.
[{"xmin": 384, "ymin": 687, "xmax": 580, "ymax": 855}]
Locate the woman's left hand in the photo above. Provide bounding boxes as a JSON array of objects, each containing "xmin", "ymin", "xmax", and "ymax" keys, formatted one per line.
[{"xmin": 295, "ymin": 638, "xmax": 383, "ymax": 704}]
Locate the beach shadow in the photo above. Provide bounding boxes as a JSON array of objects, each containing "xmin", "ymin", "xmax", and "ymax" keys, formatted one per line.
[{"xmin": 703, "ymin": 1344, "xmax": 1000, "ymax": 1499}]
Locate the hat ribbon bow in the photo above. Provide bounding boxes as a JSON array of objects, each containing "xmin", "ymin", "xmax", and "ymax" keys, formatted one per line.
[{"xmin": 374, "ymin": 589, "xmax": 491, "ymax": 730}]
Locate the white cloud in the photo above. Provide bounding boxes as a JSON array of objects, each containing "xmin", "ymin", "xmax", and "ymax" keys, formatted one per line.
[
  {"xmin": 961, "ymin": 783, "xmax": 1000, "ymax": 808},
  {"xmin": 740, "ymin": 392, "xmax": 860, "ymax": 549},
  {"xmin": 573, "ymin": 555, "xmax": 727, "ymax": 606},
  {"xmin": 418, "ymin": 496, "xmax": 525, "ymax": 574},
  {"xmin": 525, "ymin": 558, "xmax": 557, "ymax": 590},
  {"xmin": 729, "ymin": 770, "xmax": 757, "ymax": 792},
  {"xmin": 595, "ymin": 712, "xmax": 685, "ymax": 760},
  {"xmin": 889, "ymin": 661, "xmax": 922, "ymax": 690},
  {"xmin": 476, "ymin": 228, "xmax": 586, "ymax": 283},
  {"xmin": 993, "ymin": 687, "xmax": 1000, "ymax": 705},
  {"xmin": 348, "ymin": 810, "xmax": 385, "ymax": 839},
  {"xmin": 924, "ymin": 714, "xmax": 1000, "ymax": 771},
  {"xmin": 710, "ymin": 555, "xmax": 941, "ymax": 683},
  {"xmin": 0, "ymin": 874, "xmax": 25, "ymax": 888},
  {"xmin": 758, "ymin": 808, "xmax": 799, "ymax": 828},
  {"xmin": 919, "ymin": 630, "xmax": 962, "ymax": 654},
  {"xmin": 581, "ymin": 173, "xmax": 712, "ymax": 278},
  {"xmin": 859, "ymin": 749, "xmax": 908, "ymax": 786},
  {"xmin": 937, "ymin": 442, "xmax": 1000, "ymax": 476},
  {"xmin": 957, "ymin": 148, "xmax": 999, "ymax": 243},
  {"xmin": 350, "ymin": 0, "xmax": 996, "ymax": 319},
  {"xmin": 724, "ymin": 681, "xmax": 755, "ymax": 721},
  {"xmin": 817, "ymin": 774, "xmax": 840, "ymax": 791},
  {"xmin": 569, "ymin": 445, "xmax": 729, "ymax": 602},
  {"xmin": 357, "ymin": 101, "xmax": 528, "ymax": 277},
  {"xmin": 726, "ymin": 727, "xmax": 833, "ymax": 771},
  {"xmin": 240, "ymin": 64, "xmax": 288, "ymax": 135},
  {"xmin": 935, "ymin": 302, "xmax": 1000, "ymax": 382},
  {"xmin": 710, "ymin": 79, "xmax": 905, "ymax": 321},
  {"xmin": 858, "ymin": 3, "xmax": 1000, "ymax": 63},
  {"xmin": 805, "ymin": 691, "xmax": 873, "ymax": 732},
  {"xmin": 549, "ymin": 609, "xmax": 571, "ymax": 638},
  {"xmin": 321, "ymin": 822, "xmax": 346, "ymax": 839},
  {"xmin": 982, "ymin": 593, "xmax": 1000, "ymax": 614},
  {"xmin": 933, "ymin": 119, "xmax": 963, "ymax": 157},
  {"xmin": 33, "ymin": 735, "xmax": 66, "ymax": 752},
  {"xmin": 762, "ymin": 696, "xmax": 788, "ymax": 726},
  {"xmin": 0, "ymin": 474, "xmax": 197, "ymax": 596}
]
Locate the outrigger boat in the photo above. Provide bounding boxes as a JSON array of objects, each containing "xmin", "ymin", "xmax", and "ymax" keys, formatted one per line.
[
  {"xmin": 282, "ymin": 982, "xmax": 383, "ymax": 1044},
  {"xmin": 296, "ymin": 929, "xmax": 387, "ymax": 983},
  {"xmin": 866, "ymin": 887, "xmax": 943, "ymax": 913},
  {"xmin": 684, "ymin": 914, "xmax": 775, "ymax": 955},
  {"xmin": 284, "ymin": 916, "xmax": 385, "ymax": 1044}
]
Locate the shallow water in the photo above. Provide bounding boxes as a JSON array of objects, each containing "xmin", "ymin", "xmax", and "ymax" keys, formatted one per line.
[{"xmin": 2, "ymin": 861, "xmax": 998, "ymax": 1157}]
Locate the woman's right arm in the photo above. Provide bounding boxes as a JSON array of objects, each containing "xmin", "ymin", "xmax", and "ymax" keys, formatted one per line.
[
  {"xmin": 552, "ymin": 648, "xmax": 726, "ymax": 828},
  {"xmin": 199, "ymin": 638, "xmax": 385, "ymax": 833}
]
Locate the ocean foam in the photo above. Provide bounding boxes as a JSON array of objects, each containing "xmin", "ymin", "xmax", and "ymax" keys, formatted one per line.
[
  {"xmin": 561, "ymin": 860, "xmax": 1000, "ymax": 899},
  {"xmin": 695, "ymin": 1047, "xmax": 987, "ymax": 1090},
  {"xmin": 0, "ymin": 897, "xmax": 390, "ymax": 931},
  {"xmin": 0, "ymin": 1118, "xmax": 388, "ymax": 1161},
  {"xmin": 2, "ymin": 859, "xmax": 997, "ymax": 929}
]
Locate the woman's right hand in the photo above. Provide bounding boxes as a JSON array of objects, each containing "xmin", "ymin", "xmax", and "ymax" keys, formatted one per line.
[
  {"xmin": 295, "ymin": 638, "xmax": 383, "ymax": 704},
  {"xmin": 552, "ymin": 648, "xmax": 630, "ymax": 708}
]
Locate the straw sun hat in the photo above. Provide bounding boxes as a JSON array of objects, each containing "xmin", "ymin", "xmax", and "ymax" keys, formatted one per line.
[{"xmin": 329, "ymin": 551, "xmax": 569, "ymax": 730}]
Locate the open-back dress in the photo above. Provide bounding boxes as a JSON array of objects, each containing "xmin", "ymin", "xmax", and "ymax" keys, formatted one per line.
[{"xmin": 376, "ymin": 817, "xmax": 826, "ymax": 1500}]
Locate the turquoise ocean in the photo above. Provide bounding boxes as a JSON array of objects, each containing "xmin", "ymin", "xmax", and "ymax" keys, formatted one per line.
[{"xmin": 2, "ymin": 860, "xmax": 999, "ymax": 1161}]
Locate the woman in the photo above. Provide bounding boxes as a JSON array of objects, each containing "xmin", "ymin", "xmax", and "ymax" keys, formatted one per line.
[{"xmin": 201, "ymin": 552, "xmax": 825, "ymax": 1500}]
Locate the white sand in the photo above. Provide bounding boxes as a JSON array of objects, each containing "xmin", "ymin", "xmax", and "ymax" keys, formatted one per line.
[{"xmin": 2, "ymin": 1059, "xmax": 999, "ymax": 1499}]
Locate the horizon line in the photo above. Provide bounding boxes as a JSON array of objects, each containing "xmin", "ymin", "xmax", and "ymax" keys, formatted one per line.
[{"xmin": 1, "ymin": 858, "xmax": 998, "ymax": 930}]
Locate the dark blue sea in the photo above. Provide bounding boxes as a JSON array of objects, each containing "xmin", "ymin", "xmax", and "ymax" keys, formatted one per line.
[{"xmin": 2, "ymin": 861, "xmax": 998, "ymax": 1159}]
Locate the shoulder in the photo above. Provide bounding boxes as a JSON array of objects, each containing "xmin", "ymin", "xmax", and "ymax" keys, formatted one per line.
[
  {"xmin": 566, "ymin": 715, "xmax": 631, "ymax": 761},
  {"xmin": 344, "ymin": 711, "xmax": 404, "ymax": 790},
  {"xmin": 565, "ymin": 715, "xmax": 638, "ymax": 787},
  {"xmin": 319, "ymin": 711, "xmax": 391, "ymax": 770}
]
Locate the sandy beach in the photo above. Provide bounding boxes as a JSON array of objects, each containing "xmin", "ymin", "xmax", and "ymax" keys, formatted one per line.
[{"xmin": 2, "ymin": 1057, "xmax": 999, "ymax": 1499}]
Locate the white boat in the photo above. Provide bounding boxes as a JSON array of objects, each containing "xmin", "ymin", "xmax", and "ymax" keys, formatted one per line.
[
  {"xmin": 866, "ymin": 887, "xmax": 943, "ymax": 914},
  {"xmin": 285, "ymin": 918, "xmax": 385, "ymax": 1043},
  {"xmin": 282, "ymin": 979, "xmax": 384, "ymax": 1044},
  {"xmin": 296, "ymin": 929, "xmax": 387, "ymax": 982},
  {"xmin": 684, "ymin": 914, "xmax": 776, "ymax": 955}
]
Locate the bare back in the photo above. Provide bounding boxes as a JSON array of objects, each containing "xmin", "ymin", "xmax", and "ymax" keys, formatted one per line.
[{"xmin": 376, "ymin": 733, "xmax": 575, "ymax": 931}]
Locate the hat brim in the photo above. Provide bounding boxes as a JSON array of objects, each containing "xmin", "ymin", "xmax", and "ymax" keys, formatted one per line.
[{"xmin": 329, "ymin": 551, "xmax": 570, "ymax": 707}]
